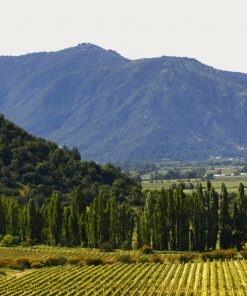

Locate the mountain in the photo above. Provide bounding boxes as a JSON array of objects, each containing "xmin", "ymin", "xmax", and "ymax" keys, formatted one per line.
[
  {"xmin": 1, "ymin": 43, "xmax": 247, "ymax": 162},
  {"xmin": 0, "ymin": 114, "xmax": 142, "ymax": 203}
]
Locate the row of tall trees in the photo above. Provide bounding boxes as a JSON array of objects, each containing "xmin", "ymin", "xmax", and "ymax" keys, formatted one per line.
[
  {"xmin": 0, "ymin": 182, "xmax": 247, "ymax": 251},
  {"xmin": 0, "ymin": 188, "xmax": 135, "ymax": 249},
  {"xmin": 138, "ymin": 182, "xmax": 247, "ymax": 251}
]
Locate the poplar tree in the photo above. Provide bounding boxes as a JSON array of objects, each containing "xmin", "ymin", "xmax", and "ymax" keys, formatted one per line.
[
  {"xmin": 109, "ymin": 195, "xmax": 119, "ymax": 247},
  {"xmin": 208, "ymin": 186, "xmax": 219, "ymax": 250},
  {"xmin": 26, "ymin": 199, "xmax": 37, "ymax": 240},
  {"xmin": 6, "ymin": 199, "xmax": 19, "ymax": 236},
  {"xmin": 62, "ymin": 206, "xmax": 70, "ymax": 245},
  {"xmin": 154, "ymin": 188, "xmax": 169, "ymax": 250},
  {"xmin": 140, "ymin": 192, "xmax": 154, "ymax": 247},
  {"xmin": 47, "ymin": 192, "xmax": 63, "ymax": 245},
  {"xmin": 69, "ymin": 187, "xmax": 86, "ymax": 245},
  {"xmin": 18, "ymin": 207, "xmax": 27, "ymax": 242},
  {"xmin": 219, "ymin": 183, "xmax": 232, "ymax": 249},
  {"xmin": 190, "ymin": 185, "xmax": 206, "ymax": 251},
  {"xmin": 175, "ymin": 184, "xmax": 189, "ymax": 250},
  {"xmin": 118, "ymin": 202, "xmax": 134, "ymax": 249},
  {"xmin": 233, "ymin": 183, "xmax": 247, "ymax": 250},
  {"xmin": 85, "ymin": 192, "xmax": 110, "ymax": 247},
  {"xmin": 167, "ymin": 189, "xmax": 176, "ymax": 250}
]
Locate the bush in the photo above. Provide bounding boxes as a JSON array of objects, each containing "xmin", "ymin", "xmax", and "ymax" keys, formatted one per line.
[
  {"xmin": 43, "ymin": 256, "xmax": 67, "ymax": 266},
  {"xmin": 20, "ymin": 241, "xmax": 30, "ymax": 247},
  {"xmin": 99, "ymin": 242, "xmax": 113, "ymax": 253},
  {"xmin": 150, "ymin": 255, "xmax": 163, "ymax": 263},
  {"xmin": 116, "ymin": 255, "xmax": 137, "ymax": 264},
  {"xmin": 201, "ymin": 249, "xmax": 237, "ymax": 261},
  {"xmin": 178, "ymin": 253, "xmax": 197, "ymax": 263},
  {"xmin": 21, "ymin": 239, "xmax": 35, "ymax": 247},
  {"xmin": 240, "ymin": 250, "xmax": 247, "ymax": 259},
  {"xmin": 86, "ymin": 258, "xmax": 104, "ymax": 266},
  {"xmin": 140, "ymin": 245, "xmax": 153, "ymax": 255},
  {"xmin": 15, "ymin": 258, "xmax": 33, "ymax": 268},
  {"xmin": 1, "ymin": 235, "xmax": 20, "ymax": 246}
]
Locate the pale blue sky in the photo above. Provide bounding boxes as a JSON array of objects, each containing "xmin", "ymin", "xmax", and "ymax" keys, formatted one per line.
[{"xmin": 0, "ymin": 0, "xmax": 246, "ymax": 73}]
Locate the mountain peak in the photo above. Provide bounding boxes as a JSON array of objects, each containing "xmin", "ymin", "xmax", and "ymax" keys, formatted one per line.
[
  {"xmin": 74, "ymin": 43, "xmax": 127, "ymax": 60},
  {"xmin": 1, "ymin": 46, "xmax": 247, "ymax": 162}
]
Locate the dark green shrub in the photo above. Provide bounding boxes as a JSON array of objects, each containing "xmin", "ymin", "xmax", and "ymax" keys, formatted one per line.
[
  {"xmin": 1, "ymin": 235, "xmax": 20, "ymax": 246},
  {"xmin": 43, "ymin": 256, "xmax": 67, "ymax": 266},
  {"xmin": 150, "ymin": 255, "xmax": 164, "ymax": 263},
  {"xmin": 15, "ymin": 258, "xmax": 32, "ymax": 268},
  {"xmin": 20, "ymin": 241, "xmax": 30, "ymax": 247},
  {"xmin": 86, "ymin": 258, "xmax": 104, "ymax": 266},
  {"xmin": 201, "ymin": 249, "xmax": 237, "ymax": 261},
  {"xmin": 140, "ymin": 245, "xmax": 153, "ymax": 255}
]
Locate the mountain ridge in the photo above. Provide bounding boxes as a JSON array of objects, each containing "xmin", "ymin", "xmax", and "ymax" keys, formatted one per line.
[{"xmin": 1, "ymin": 44, "xmax": 247, "ymax": 162}]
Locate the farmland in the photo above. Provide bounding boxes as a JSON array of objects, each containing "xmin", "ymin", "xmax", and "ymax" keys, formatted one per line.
[
  {"xmin": 0, "ymin": 247, "xmax": 247, "ymax": 295},
  {"xmin": 142, "ymin": 176, "xmax": 247, "ymax": 192}
]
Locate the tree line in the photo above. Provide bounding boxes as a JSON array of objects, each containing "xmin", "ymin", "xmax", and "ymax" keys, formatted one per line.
[{"xmin": 0, "ymin": 181, "xmax": 247, "ymax": 251}]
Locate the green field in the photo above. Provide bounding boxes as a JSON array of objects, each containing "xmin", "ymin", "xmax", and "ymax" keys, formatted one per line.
[
  {"xmin": 0, "ymin": 247, "xmax": 247, "ymax": 295},
  {"xmin": 142, "ymin": 176, "xmax": 247, "ymax": 192}
]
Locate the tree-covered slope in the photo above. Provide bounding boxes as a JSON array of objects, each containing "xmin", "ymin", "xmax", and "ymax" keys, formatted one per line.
[
  {"xmin": 1, "ymin": 44, "xmax": 247, "ymax": 161},
  {"xmin": 0, "ymin": 114, "xmax": 142, "ymax": 203}
]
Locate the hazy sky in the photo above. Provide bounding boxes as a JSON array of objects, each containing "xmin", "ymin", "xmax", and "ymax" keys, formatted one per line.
[{"xmin": 0, "ymin": 0, "xmax": 246, "ymax": 73}]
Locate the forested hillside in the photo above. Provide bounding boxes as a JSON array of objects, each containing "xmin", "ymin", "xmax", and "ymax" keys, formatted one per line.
[
  {"xmin": 0, "ymin": 114, "xmax": 142, "ymax": 204},
  {"xmin": 1, "ymin": 44, "xmax": 247, "ymax": 162}
]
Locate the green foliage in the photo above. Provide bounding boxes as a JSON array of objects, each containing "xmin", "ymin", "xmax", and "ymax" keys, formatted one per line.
[
  {"xmin": 0, "ymin": 114, "xmax": 142, "ymax": 203},
  {"xmin": 201, "ymin": 249, "xmax": 237, "ymax": 261},
  {"xmin": 85, "ymin": 257, "xmax": 104, "ymax": 266},
  {"xmin": 43, "ymin": 257, "xmax": 67, "ymax": 266},
  {"xmin": 149, "ymin": 255, "xmax": 163, "ymax": 263},
  {"xmin": 1, "ymin": 234, "xmax": 20, "ymax": 246},
  {"xmin": 140, "ymin": 245, "xmax": 153, "ymax": 255}
]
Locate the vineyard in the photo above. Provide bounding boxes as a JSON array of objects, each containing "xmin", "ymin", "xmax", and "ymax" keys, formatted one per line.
[
  {"xmin": 0, "ymin": 247, "xmax": 246, "ymax": 295},
  {"xmin": 0, "ymin": 260, "xmax": 247, "ymax": 295}
]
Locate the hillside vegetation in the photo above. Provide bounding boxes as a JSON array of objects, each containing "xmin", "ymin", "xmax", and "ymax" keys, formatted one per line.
[
  {"xmin": 0, "ymin": 114, "xmax": 142, "ymax": 203},
  {"xmin": 1, "ymin": 44, "xmax": 247, "ymax": 162}
]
